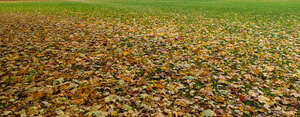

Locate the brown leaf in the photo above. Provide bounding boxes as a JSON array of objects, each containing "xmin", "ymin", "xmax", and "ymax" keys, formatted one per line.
[{"xmin": 238, "ymin": 95, "xmax": 246, "ymax": 102}]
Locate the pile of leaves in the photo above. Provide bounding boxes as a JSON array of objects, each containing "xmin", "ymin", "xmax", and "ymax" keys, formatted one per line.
[{"xmin": 0, "ymin": 13, "xmax": 299, "ymax": 116}]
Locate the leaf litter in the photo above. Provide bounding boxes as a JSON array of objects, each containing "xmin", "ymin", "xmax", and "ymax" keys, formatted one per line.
[{"xmin": 0, "ymin": 13, "xmax": 299, "ymax": 116}]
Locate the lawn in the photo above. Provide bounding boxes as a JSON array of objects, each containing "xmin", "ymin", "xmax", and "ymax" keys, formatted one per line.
[{"xmin": 0, "ymin": 0, "xmax": 299, "ymax": 116}]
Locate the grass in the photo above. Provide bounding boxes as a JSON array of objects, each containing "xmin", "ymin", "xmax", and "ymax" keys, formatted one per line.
[
  {"xmin": 0, "ymin": 0, "xmax": 299, "ymax": 116},
  {"xmin": 1, "ymin": 0, "xmax": 300, "ymax": 18},
  {"xmin": 1, "ymin": 0, "xmax": 298, "ymax": 29}
]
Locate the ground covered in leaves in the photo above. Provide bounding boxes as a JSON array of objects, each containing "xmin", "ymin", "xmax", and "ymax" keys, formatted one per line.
[{"xmin": 0, "ymin": 1, "xmax": 300, "ymax": 116}]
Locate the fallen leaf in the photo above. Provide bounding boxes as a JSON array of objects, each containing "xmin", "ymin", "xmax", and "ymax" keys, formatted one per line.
[
  {"xmin": 201, "ymin": 109, "xmax": 216, "ymax": 117},
  {"xmin": 258, "ymin": 95, "xmax": 274, "ymax": 106}
]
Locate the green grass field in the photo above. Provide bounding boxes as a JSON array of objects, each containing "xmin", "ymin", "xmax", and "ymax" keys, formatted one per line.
[{"xmin": 0, "ymin": 0, "xmax": 299, "ymax": 116}]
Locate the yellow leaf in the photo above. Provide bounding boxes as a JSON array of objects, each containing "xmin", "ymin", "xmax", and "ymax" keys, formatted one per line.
[
  {"xmin": 215, "ymin": 96, "xmax": 225, "ymax": 103},
  {"xmin": 258, "ymin": 95, "xmax": 274, "ymax": 106},
  {"xmin": 146, "ymin": 86, "xmax": 153, "ymax": 91},
  {"xmin": 123, "ymin": 77, "xmax": 132, "ymax": 82},
  {"xmin": 252, "ymin": 68, "xmax": 260, "ymax": 74},
  {"xmin": 160, "ymin": 66, "xmax": 167, "ymax": 71},
  {"xmin": 123, "ymin": 51, "xmax": 129, "ymax": 56},
  {"xmin": 259, "ymin": 108, "xmax": 265, "ymax": 112},
  {"xmin": 154, "ymin": 83, "xmax": 164, "ymax": 89}
]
